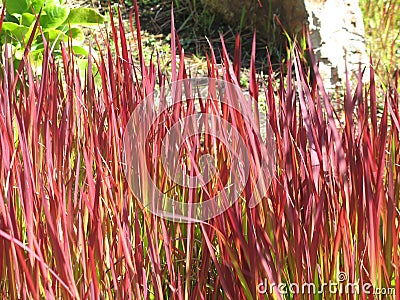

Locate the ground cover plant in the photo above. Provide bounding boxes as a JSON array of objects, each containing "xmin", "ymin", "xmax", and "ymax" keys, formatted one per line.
[
  {"xmin": 0, "ymin": 1, "xmax": 399, "ymax": 299},
  {"xmin": 0, "ymin": 0, "xmax": 105, "ymax": 71}
]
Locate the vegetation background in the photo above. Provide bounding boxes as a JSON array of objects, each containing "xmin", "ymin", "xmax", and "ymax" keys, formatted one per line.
[{"xmin": 0, "ymin": 0, "xmax": 399, "ymax": 299}]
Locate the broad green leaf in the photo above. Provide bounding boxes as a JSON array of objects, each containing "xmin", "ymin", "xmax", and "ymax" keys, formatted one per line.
[
  {"xmin": 30, "ymin": 0, "xmax": 45, "ymax": 12},
  {"xmin": 4, "ymin": 13, "xmax": 19, "ymax": 23},
  {"xmin": 72, "ymin": 45, "xmax": 89, "ymax": 56},
  {"xmin": 31, "ymin": 41, "xmax": 44, "ymax": 51},
  {"xmin": 1, "ymin": 22, "xmax": 29, "ymax": 41},
  {"xmin": 40, "ymin": 5, "xmax": 69, "ymax": 29},
  {"xmin": 29, "ymin": 49, "xmax": 44, "ymax": 62},
  {"xmin": 68, "ymin": 27, "xmax": 85, "ymax": 43},
  {"xmin": 66, "ymin": 8, "xmax": 105, "ymax": 26},
  {"xmin": 5, "ymin": 0, "xmax": 30, "ymax": 14},
  {"xmin": 42, "ymin": 28, "xmax": 68, "ymax": 44},
  {"xmin": 43, "ymin": 0, "xmax": 60, "ymax": 6},
  {"xmin": 73, "ymin": 46, "xmax": 99, "ymax": 61},
  {"xmin": 2, "ymin": 22, "xmax": 21, "ymax": 32},
  {"xmin": 21, "ymin": 13, "xmax": 36, "ymax": 27}
]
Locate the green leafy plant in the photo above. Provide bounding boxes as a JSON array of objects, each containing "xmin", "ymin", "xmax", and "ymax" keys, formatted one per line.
[{"xmin": 1, "ymin": 0, "xmax": 105, "ymax": 70}]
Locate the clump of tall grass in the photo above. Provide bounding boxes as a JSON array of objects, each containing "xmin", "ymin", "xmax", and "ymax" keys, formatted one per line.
[
  {"xmin": 360, "ymin": 0, "xmax": 399, "ymax": 86},
  {"xmin": 0, "ymin": 2, "xmax": 399, "ymax": 299}
]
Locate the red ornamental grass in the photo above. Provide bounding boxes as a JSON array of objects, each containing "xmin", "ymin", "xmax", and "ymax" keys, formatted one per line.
[{"xmin": 0, "ymin": 3, "xmax": 399, "ymax": 299}]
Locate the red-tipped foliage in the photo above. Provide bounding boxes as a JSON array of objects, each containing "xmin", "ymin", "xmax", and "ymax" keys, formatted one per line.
[{"xmin": 0, "ymin": 7, "xmax": 398, "ymax": 300}]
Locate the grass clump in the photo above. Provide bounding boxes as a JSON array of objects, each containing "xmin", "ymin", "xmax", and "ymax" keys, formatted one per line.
[
  {"xmin": 360, "ymin": 0, "xmax": 399, "ymax": 86},
  {"xmin": 0, "ymin": 1, "xmax": 399, "ymax": 299}
]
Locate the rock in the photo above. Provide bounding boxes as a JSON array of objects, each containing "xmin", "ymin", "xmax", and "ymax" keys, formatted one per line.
[
  {"xmin": 304, "ymin": 0, "xmax": 369, "ymax": 88},
  {"xmin": 200, "ymin": 0, "xmax": 368, "ymax": 88}
]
